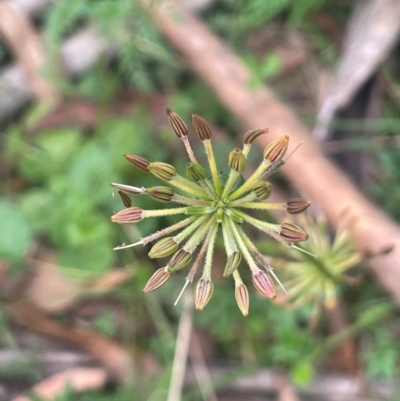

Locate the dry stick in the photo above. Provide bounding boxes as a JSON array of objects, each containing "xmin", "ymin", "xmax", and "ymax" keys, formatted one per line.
[
  {"xmin": 0, "ymin": 2, "xmax": 60, "ymax": 101},
  {"xmin": 167, "ymin": 293, "xmax": 193, "ymax": 401},
  {"xmin": 189, "ymin": 334, "xmax": 218, "ymax": 401},
  {"xmin": 147, "ymin": 0, "xmax": 400, "ymax": 302}
]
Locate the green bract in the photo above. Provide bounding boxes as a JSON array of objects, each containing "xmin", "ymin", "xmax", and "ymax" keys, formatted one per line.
[{"xmin": 111, "ymin": 109, "xmax": 310, "ymax": 315}]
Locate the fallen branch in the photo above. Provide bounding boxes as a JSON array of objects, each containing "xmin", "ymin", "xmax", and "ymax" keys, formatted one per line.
[
  {"xmin": 11, "ymin": 368, "xmax": 107, "ymax": 401},
  {"xmin": 0, "ymin": 1, "xmax": 60, "ymax": 101},
  {"xmin": 147, "ymin": 1, "xmax": 400, "ymax": 301}
]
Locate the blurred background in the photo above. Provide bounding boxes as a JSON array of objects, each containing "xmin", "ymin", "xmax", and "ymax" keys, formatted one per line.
[{"xmin": 1, "ymin": 0, "xmax": 400, "ymax": 400}]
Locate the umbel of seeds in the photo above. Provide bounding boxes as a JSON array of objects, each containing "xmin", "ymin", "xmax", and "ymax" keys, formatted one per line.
[{"xmin": 111, "ymin": 109, "xmax": 310, "ymax": 316}]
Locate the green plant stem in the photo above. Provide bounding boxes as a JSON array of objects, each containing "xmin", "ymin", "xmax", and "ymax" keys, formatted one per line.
[
  {"xmin": 142, "ymin": 207, "xmax": 188, "ymax": 218},
  {"xmin": 171, "ymin": 194, "xmax": 209, "ymax": 206},
  {"xmin": 221, "ymin": 169, "xmax": 240, "ymax": 198},
  {"xmin": 229, "ymin": 160, "xmax": 271, "ymax": 200},
  {"xmin": 229, "ymin": 219, "xmax": 258, "ymax": 273},
  {"xmin": 204, "ymin": 139, "xmax": 222, "ymax": 196},
  {"xmin": 234, "ymin": 209, "xmax": 280, "ymax": 234},
  {"xmin": 171, "ymin": 175, "xmax": 209, "ymax": 198},
  {"xmin": 141, "ymin": 217, "xmax": 195, "ymax": 244},
  {"xmin": 230, "ymin": 192, "xmax": 258, "ymax": 206},
  {"xmin": 202, "ymin": 221, "xmax": 219, "ymax": 278},
  {"xmin": 183, "ymin": 215, "xmax": 217, "ymax": 252},
  {"xmin": 235, "ymin": 202, "xmax": 286, "ymax": 210},
  {"xmin": 222, "ymin": 215, "xmax": 238, "ymax": 255},
  {"xmin": 174, "ymin": 215, "xmax": 208, "ymax": 243}
]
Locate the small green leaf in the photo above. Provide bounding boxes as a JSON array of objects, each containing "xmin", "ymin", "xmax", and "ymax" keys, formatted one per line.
[
  {"xmin": 291, "ymin": 361, "xmax": 314, "ymax": 386},
  {"xmin": 0, "ymin": 201, "xmax": 32, "ymax": 264}
]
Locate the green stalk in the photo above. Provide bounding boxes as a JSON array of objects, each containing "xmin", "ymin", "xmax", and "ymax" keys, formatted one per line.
[
  {"xmin": 228, "ymin": 219, "xmax": 259, "ymax": 273},
  {"xmin": 222, "ymin": 215, "xmax": 238, "ymax": 255},
  {"xmin": 221, "ymin": 169, "xmax": 240, "ymax": 198},
  {"xmin": 235, "ymin": 202, "xmax": 286, "ymax": 210},
  {"xmin": 182, "ymin": 136, "xmax": 198, "ymax": 164},
  {"xmin": 171, "ymin": 175, "xmax": 209, "ymax": 198},
  {"xmin": 242, "ymin": 143, "xmax": 251, "ymax": 158},
  {"xmin": 174, "ymin": 215, "xmax": 208, "ymax": 243},
  {"xmin": 114, "ymin": 217, "xmax": 195, "ymax": 250},
  {"xmin": 171, "ymin": 194, "xmax": 209, "ymax": 206},
  {"xmin": 230, "ymin": 192, "xmax": 258, "ymax": 206},
  {"xmin": 142, "ymin": 207, "xmax": 188, "ymax": 218},
  {"xmin": 186, "ymin": 230, "xmax": 212, "ymax": 282},
  {"xmin": 142, "ymin": 217, "xmax": 195, "ymax": 244},
  {"xmin": 233, "ymin": 209, "xmax": 280, "ymax": 234},
  {"xmin": 232, "ymin": 270, "xmax": 243, "ymax": 284},
  {"xmin": 183, "ymin": 215, "xmax": 217, "ymax": 252},
  {"xmin": 229, "ymin": 160, "xmax": 271, "ymax": 200},
  {"xmin": 202, "ymin": 221, "xmax": 219, "ymax": 278},
  {"xmin": 204, "ymin": 139, "xmax": 222, "ymax": 196}
]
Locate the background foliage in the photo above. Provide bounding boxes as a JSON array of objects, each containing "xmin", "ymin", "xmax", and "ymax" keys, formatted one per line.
[{"xmin": 1, "ymin": 0, "xmax": 400, "ymax": 399}]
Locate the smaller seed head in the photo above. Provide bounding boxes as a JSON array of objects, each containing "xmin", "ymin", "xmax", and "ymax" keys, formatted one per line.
[
  {"xmin": 166, "ymin": 108, "xmax": 188, "ymax": 138},
  {"xmin": 118, "ymin": 191, "xmax": 132, "ymax": 208},
  {"xmin": 111, "ymin": 207, "xmax": 143, "ymax": 224},
  {"xmin": 263, "ymin": 136, "xmax": 289, "ymax": 163},
  {"xmin": 147, "ymin": 186, "xmax": 174, "ymax": 202},
  {"xmin": 243, "ymin": 128, "xmax": 269, "ymax": 144},
  {"xmin": 287, "ymin": 198, "xmax": 310, "ymax": 214},
  {"xmin": 223, "ymin": 251, "xmax": 242, "ymax": 277},
  {"xmin": 252, "ymin": 269, "xmax": 276, "ymax": 299},
  {"xmin": 252, "ymin": 180, "xmax": 272, "ymax": 200},
  {"xmin": 186, "ymin": 162, "xmax": 208, "ymax": 182},
  {"xmin": 280, "ymin": 222, "xmax": 309, "ymax": 242},
  {"xmin": 149, "ymin": 162, "xmax": 176, "ymax": 181},
  {"xmin": 143, "ymin": 267, "xmax": 170, "ymax": 293},
  {"xmin": 192, "ymin": 113, "xmax": 212, "ymax": 140},
  {"xmin": 148, "ymin": 237, "xmax": 179, "ymax": 259},
  {"xmin": 235, "ymin": 282, "xmax": 249, "ymax": 316},
  {"xmin": 228, "ymin": 148, "xmax": 246, "ymax": 172},
  {"xmin": 123, "ymin": 155, "xmax": 150, "ymax": 172},
  {"xmin": 194, "ymin": 277, "xmax": 214, "ymax": 310},
  {"xmin": 168, "ymin": 249, "xmax": 192, "ymax": 271}
]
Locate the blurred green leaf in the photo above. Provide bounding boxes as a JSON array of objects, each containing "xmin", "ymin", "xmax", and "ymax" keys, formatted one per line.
[{"xmin": 0, "ymin": 201, "xmax": 32, "ymax": 264}]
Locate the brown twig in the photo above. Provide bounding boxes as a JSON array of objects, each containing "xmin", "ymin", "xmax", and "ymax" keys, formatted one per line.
[
  {"xmin": 8, "ymin": 299, "xmax": 159, "ymax": 382},
  {"xmin": 0, "ymin": 1, "xmax": 60, "ymax": 101},
  {"xmin": 146, "ymin": 0, "xmax": 400, "ymax": 302},
  {"xmin": 11, "ymin": 368, "xmax": 108, "ymax": 401}
]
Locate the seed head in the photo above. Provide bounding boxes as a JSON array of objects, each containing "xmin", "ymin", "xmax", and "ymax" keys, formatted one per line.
[
  {"xmin": 186, "ymin": 162, "xmax": 208, "ymax": 182},
  {"xmin": 147, "ymin": 186, "xmax": 174, "ymax": 202},
  {"xmin": 111, "ymin": 207, "xmax": 143, "ymax": 224},
  {"xmin": 287, "ymin": 198, "xmax": 310, "ymax": 214},
  {"xmin": 252, "ymin": 269, "xmax": 276, "ymax": 299},
  {"xmin": 166, "ymin": 108, "xmax": 188, "ymax": 138},
  {"xmin": 143, "ymin": 267, "xmax": 170, "ymax": 293},
  {"xmin": 235, "ymin": 282, "xmax": 249, "ymax": 316},
  {"xmin": 280, "ymin": 222, "xmax": 309, "ymax": 242},
  {"xmin": 148, "ymin": 237, "xmax": 179, "ymax": 259},
  {"xmin": 228, "ymin": 148, "xmax": 246, "ymax": 172},
  {"xmin": 192, "ymin": 113, "xmax": 212, "ymax": 140},
  {"xmin": 118, "ymin": 191, "xmax": 132, "ymax": 208},
  {"xmin": 252, "ymin": 180, "xmax": 272, "ymax": 200},
  {"xmin": 124, "ymin": 155, "xmax": 151, "ymax": 172},
  {"xmin": 263, "ymin": 136, "xmax": 289, "ymax": 163},
  {"xmin": 224, "ymin": 251, "xmax": 242, "ymax": 277},
  {"xmin": 194, "ymin": 277, "xmax": 213, "ymax": 310},
  {"xmin": 149, "ymin": 162, "xmax": 176, "ymax": 181},
  {"xmin": 243, "ymin": 128, "xmax": 268, "ymax": 144},
  {"xmin": 112, "ymin": 109, "xmax": 310, "ymax": 315},
  {"xmin": 168, "ymin": 249, "xmax": 192, "ymax": 271}
]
